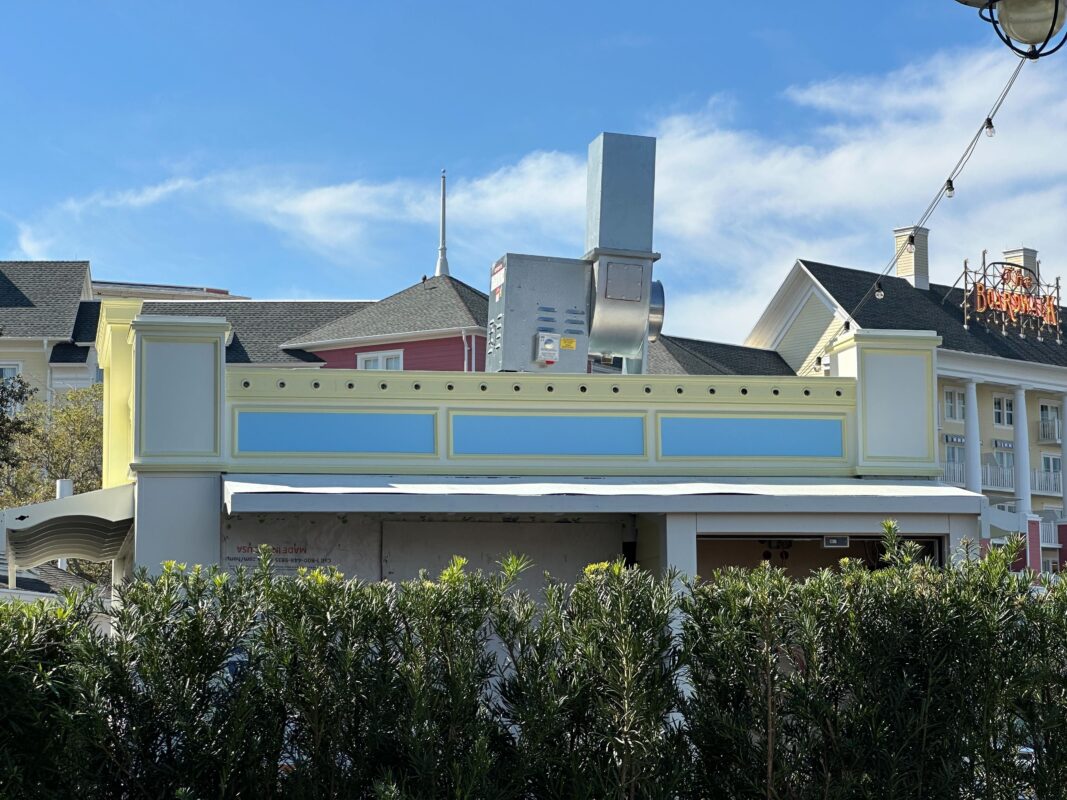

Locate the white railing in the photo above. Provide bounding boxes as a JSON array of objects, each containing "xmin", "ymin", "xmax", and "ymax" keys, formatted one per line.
[
  {"xmin": 940, "ymin": 461, "xmax": 966, "ymax": 487},
  {"xmin": 983, "ymin": 464, "xmax": 1015, "ymax": 491},
  {"xmin": 1041, "ymin": 521, "xmax": 1060, "ymax": 547},
  {"xmin": 1032, "ymin": 470, "xmax": 1063, "ymax": 496},
  {"xmin": 1039, "ymin": 419, "xmax": 1062, "ymax": 443}
]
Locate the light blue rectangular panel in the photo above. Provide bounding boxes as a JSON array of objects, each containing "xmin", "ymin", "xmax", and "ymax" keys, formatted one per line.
[
  {"xmin": 661, "ymin": 417, "xmax": 843, "ymax": 459},
  {"xmin": 453, "ymin": 414, "xmax": 645, "ymax": 457},
  {"xmin": 237, "ymin": 411, "xmax": 435, "ymax": 454}
]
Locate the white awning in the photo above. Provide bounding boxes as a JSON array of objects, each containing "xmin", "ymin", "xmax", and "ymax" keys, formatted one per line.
[
  {"xmin": 4, "ymin": 484, "xmax": 134, "ymax": 567},
  {"xmin": 224, "ymin": 474, "xmax": 985, "ymax": 516}
]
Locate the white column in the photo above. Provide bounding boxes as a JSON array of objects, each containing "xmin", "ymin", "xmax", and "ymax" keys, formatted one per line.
[
  {"xmin": 55, "ymin": 479, "xmax": 73, "ymax": 571},
  {"xmin": 964, "ymin": 380, "xmax": 982, "ymax": 496},
  {"xmin": 1014, "ymin": 386, "xmax": 1032, "ymax": 516},
  {"xmin": 1061, "ymin": 393, "xmax": 1067, "ymax": 517},
  {"xmin": 134, "ymin": 473, "xmax": 222, "ymax": 572},
  {"xmin": 664, "ymin": 514, "xmax": 698, "ymax": 579},
  {"xmin": 5, "ymin": 522, "xmax": 15, "ymax": 592}
]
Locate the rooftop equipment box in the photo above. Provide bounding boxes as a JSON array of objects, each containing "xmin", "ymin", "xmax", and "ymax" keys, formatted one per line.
[{"xmin": 486, "ymin": 253, "xmax": 592, "ymax": 373}]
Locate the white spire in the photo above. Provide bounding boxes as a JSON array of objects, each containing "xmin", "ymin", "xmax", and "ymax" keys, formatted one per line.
[{"xmin": 435, "ymin": 169, "xmax": 449, "ymax": 277}]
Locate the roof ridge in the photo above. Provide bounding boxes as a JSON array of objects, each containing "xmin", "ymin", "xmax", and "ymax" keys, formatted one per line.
[
  {"xmin": 279, "ymin": 275, "xmax": 487, "ymax": 349},
  {"xmin": 142, "ymin": 299, "xmax": 375, "ymax": 305},
  {"xmin": 665, "ymin": 333, "xmax": 780, "ymax": 355},
  {"xmin": 0, "ymin": 260, "xmax": 90, "ymax": 266},
  {"xmin": 664, "ymin": 336, "xmax": 735, "ymax": 375}
]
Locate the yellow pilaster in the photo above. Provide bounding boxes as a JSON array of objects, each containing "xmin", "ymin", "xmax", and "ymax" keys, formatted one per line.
[{"xmin": 95, "ymin": 300, "xmax": 143, "ymax": 488}]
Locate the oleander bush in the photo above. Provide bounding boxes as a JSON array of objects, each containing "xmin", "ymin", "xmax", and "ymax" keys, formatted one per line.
[{"xmin": 2, "ymin": 524, "xmax": 1066, "ymax": 799}]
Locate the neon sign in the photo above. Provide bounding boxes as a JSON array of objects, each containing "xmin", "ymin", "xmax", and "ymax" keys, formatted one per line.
[{"xmin": 961, "ymin": 256, "xmax": 1062, "ymax": 343}]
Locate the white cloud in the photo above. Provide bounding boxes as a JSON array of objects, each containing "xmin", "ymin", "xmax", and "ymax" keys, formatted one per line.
[
  {"xmin": 15, "ymin": 222, "xmax": 51, "ymax": 260},
  {"xmin": 651, "ymin": 49, "xmax": 1067, "ymax": 341},
  {"xmin": 10, "ymin": 46, "xmax": 1067, "ymax": 345},
  {"xmin": 61, "ymin": 177, "xmax": 204, "ymax": 215},
  {"xmin": 223, "ymin": 178, "xmax": 426, "ymax": 257},
  {"xmin": 219, "ymin": 150, "xmax": 586, "ymax": 263}
]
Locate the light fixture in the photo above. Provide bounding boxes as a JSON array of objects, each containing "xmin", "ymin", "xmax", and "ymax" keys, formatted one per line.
[
  {"xmin": 984, "ymin": 117, "xmax": 996, "ymax": 137},
  {"xmin": 907, "ymin": 234, "xmax": 917, "ymax": 253},
  {"xmin": 954, "ymin": 0, "xmax": 1067, "ymax": 59},
  {"xmin": 1000, "ymin": 0, "xmax": 1067, "ymax": 44},
  {"xmin": 945, "ymin": 179, "xmax": 956, "ymax": 198},
  {"xmin": 875, "ymin": 281, "xmax": 885, "ymax": 300}
]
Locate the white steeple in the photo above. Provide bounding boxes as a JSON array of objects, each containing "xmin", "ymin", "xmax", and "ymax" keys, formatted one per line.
[{"xmin": 435, "ymin": 169, "xmax": 449, "ymax": 277}]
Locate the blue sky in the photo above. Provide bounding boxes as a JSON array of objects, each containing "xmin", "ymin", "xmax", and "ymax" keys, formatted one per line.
[{"xmin": 3, "ymin": 2, "xmax": 1066, "ymax": 341}]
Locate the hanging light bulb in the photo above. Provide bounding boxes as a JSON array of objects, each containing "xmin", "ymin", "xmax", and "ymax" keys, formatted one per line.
[
  {"xmin": 945, "ymin": 179, "xmax": 956, "ymax": 198},
  {"xmin": 998, "ymin": 0, "xmax": 1067, "ymax": 46},
  {"xmin": 875, "ymin": 281, "xmax": 885, "ymax": 300},
  {"xmin": 984, "ymin": 117, "xmax": 996, "ymax": 138},
  {"xmin": 907, "ymin": 234, "xmax": 916, "ymax": 254}
]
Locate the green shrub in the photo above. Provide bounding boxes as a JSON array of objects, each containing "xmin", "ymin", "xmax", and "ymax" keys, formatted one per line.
[
  {"xmin": 2, "ymin": 528, "xmax": 1065, "ymax": 799},
  {"xmin": 496, "ymin": 561, "xmax": 685, "ymax": 800},
  {"xmin": 0, "ymin": 595, "xmax": 89, "ymax": 799}
]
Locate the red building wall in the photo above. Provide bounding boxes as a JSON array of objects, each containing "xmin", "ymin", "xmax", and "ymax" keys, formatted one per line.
[{"xmin": 311, "ymin": 334, "xmax": 486, "ymax": 372}]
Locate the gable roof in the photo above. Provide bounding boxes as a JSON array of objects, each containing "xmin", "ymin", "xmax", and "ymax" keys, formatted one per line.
[
  {"xmin": 72, "ymin": 300, "xmax": 101, "ymax": 344},
  {"xmin": 802, "ymin": 260, "xmax": 1067, "ymax": 368},
  {"xmin": 283, "ymin": 275, "xmax": 488, "ymax": 349},
  {"xmin": 0, "ymin": 261, "xmax": 90, "ymax": 339},
  {"xmin": 141, "ymin": 301, "xmax": 372, "ymax": 364},
  {"xmin": 49, "ymin": 343, "xmax": 91, "ymax": 364},
  {"xmin": 648, "ymin": 334, "xmax": 795, "ymax": 376}
]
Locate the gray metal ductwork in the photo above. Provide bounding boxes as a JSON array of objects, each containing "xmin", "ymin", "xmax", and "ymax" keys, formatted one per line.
[{"xmin": 486, "ymin": 132, "xmax": 665, "ymax": 373}]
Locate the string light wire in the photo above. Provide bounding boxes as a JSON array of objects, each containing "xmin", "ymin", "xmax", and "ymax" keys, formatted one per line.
[{"xmin": 843, "ymin": 54, "xmax": 1028, "ymax": 324}]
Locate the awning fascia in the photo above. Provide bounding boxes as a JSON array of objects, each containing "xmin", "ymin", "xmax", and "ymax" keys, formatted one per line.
[
  {"xmin": 4, "ymin": 484, "xmax": 134, "ymax": 568},
  {"xmin": 224, "ymin": 475, "xmax": 986, "ymax": 516}
]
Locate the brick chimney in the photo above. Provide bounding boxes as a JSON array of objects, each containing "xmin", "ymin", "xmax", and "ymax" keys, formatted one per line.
[{"xmin": 894, "ymin": 225, "xmax": 929, "ymax": 290}]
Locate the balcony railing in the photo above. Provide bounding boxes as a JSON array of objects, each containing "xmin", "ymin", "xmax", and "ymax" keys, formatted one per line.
[
  {"xmin": 1033, "ymin": 470, "xmax": 1064, "ymax": 496},
  {"xmin": 940, "ymin": 461, "xmax": 966, "ymax": 487},
  {"xmin": 984, "ymin": 464, "xmax": 1015, "ymax": 491},
  {"xmin": 940, "ymin": 462, "xmax": 1063, "ymax": 495},
  {"xmin": 1039, "ymin": 418, "xmax": 1062, "ymax": 443},
  {"xmin": 1041, "ymin": 521, "xmax": 1060, "ymax": 548}
]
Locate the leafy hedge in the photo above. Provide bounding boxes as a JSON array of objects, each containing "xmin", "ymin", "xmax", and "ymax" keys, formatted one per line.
[{"xmin": 2, "ymin": 525, "xmax": 1066, "ymax": 799}]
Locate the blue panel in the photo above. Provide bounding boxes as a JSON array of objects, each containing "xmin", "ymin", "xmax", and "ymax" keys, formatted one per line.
[
  {"xmin": 661, "ymin": 417, "xmax": 843, "ymax": 459},
  {"xmin": 238, "ymin": 411, "xmax": 435, "ymax": 454},
  {"xmin": 453, "ymin": 414, "xmax": 644, "ymax": 457}
]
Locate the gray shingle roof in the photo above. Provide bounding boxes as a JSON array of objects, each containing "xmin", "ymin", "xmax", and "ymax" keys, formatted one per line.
[
  {"xmin": 49, "ymin": 343, "xmax": 91, "ymax": 364},
  {"xmin": 0, "ymin": 261, "xmax": 89, "ymax": 339},
  {"xmin": 0, "ymin": 551, "xmax": 91, "ymax": 595},
  {"xmin": 72, "ymin": 300, "xmax": 101, "ymax": 344},
  {"xmin": 802, "ymin": 260, "xmax": 1067, "ymax": 368},
  {"xmin": 648, "ymin": 334, "xmax": 795, "ymax": 376},
  {"xmin": 141, "ymin": 301, "xmax": 372, "ymax": 364},
  {"xmin": 283, "ymin": 276, "xmax": 488, "ymax": 348}
]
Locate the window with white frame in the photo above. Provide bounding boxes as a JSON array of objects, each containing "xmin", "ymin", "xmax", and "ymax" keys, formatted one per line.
[
  {"xmin": 945, "ymin": 444, "xmax": 965, "ymax": 463},
  {"xmin": 994, "ymin": 449, "xmax": 1015, "ymax": 471},
  {"xmin": 1043, "ymin": 453, "xmax": 1062, "ymax": 474},
  {"xmin": 1041, "ymin": 402, "xmax": 1061, "ymax": 423},
  {"xmin": 357, "ymin": 350, "xmax": 403, "ymax": 371},
  {"xmin": 1043, "ymin": 558, "xmax": 1059, "ymax": 574},
  {"xmin": 995, "ymin": 502, "xmax": 1017, "ymax": 513},
  {"xmin": 993, "ymin": 394, "xmax": 1015, "ymax": 427},
  {"xmin": 1040, "ymin": 402, "xmax": 1061, "ymax": 439},
  {"xmin": 943, "ymin": 389, "xmax": 966, "ymax": 422}
]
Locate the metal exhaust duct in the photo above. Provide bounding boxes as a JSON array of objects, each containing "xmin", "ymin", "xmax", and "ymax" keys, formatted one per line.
[{"xmin": 486, "ymin": 132, "xmax": 665, "ymax": 372}]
